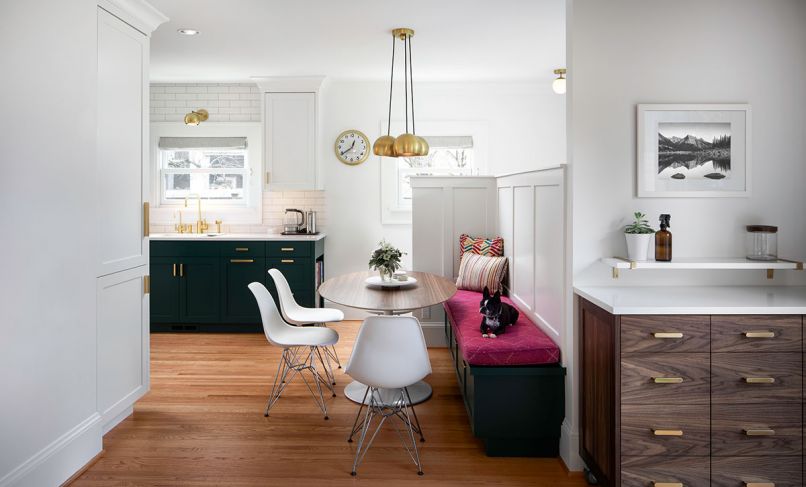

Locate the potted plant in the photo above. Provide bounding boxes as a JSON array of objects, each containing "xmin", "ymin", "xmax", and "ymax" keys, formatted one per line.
[
  {"xmin": 624, "ymin": 212, "xmax": 654, "ymax": 261},
  {"xmin": 369, "ymin": 240, "xmax": 405, "ymax": 282}
]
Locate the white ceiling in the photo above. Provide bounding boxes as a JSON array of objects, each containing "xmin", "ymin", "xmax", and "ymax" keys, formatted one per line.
[{"xmin": 148, "ymin": 0, "xmax": 565, "ymax": 82}]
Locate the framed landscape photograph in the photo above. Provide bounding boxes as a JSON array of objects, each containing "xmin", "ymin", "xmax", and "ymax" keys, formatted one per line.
[{"xmin": 637, "ymin": 104, "xmax": 751, "ymax": 197}]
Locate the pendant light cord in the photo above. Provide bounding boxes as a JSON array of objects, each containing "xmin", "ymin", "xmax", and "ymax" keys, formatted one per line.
[
  {"xmin": 408, "ymin": 35, "xmax": 416, "ymax": 135},
  {"xmin": 386, "ymin": 35, "xmax": 396, "ymax": 136},
  {"xmin": 403, "ymin": 34, "xmax": 409, "ymax": 134}
]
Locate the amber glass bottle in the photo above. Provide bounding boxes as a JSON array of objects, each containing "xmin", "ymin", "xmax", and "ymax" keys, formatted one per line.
[{"xmin": 655, "ymin": 214, "xmax": 672, "ymax": 261}]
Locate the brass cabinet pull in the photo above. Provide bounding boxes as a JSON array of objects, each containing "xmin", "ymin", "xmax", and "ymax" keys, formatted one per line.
[
  {"xmin": 235, "ymin": 247, "xmax": 249, "ymax": 252},
  {"xmin": 143, "ymin": 275, "xmax": 150, "ymax": 294},
  {"xmin": 230, "ymin": 259, "xmax": 254, "ymax": 263},
  {"xmin": 172, "ymin": 263, "xmax": 177, "ymax": 277},
  {"xmin": 744, "ymin": 377, "xmax": 775, "ymax": 384},
  {"xmin": 179, "ymin": 263, "xmax": 184, "ymax": 277},
  {"xmin": 143, "ymin": 202, "xmax": 150, "ymax": 237},
  {"xmin": 281, "ymin": 247, "xmax": 295, "ymax": 252},
  {"xmin": 744, "ymin": 428, "xmax": 775, "ymax": 436},
  {"xmin": 281, "ymin": 259, "xmax": 295, "ymax": 263},
  {"xmin": 745, "ymin": 483, "xmax": 775, "ymax": 487},
  {"xmin": 653, "ymin": 483, "xmax": 683, "ymax": 487},
  {"xmin": 743, "ymin": 330, "xmax": 775, "ymax": 338},
  {"xmin": 652, "ymin": 429, "xmax": 683, "ymax": 436},
  {"xmin": 652, "ymin": 332, "xmax": 683, "ymax": 339},
  {"xmin": 652, "ymin": 377, "xmax": 684, "ymax": 384}
]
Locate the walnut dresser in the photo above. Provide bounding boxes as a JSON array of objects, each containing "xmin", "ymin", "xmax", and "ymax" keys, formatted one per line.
[{"xmin": 575, "ymin": 286, "xmax": 806, "ymax": 487}]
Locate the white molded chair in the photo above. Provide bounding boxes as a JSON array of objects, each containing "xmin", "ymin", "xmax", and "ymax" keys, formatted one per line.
[
  {"xmin": 269, "ymin": 268, "xmax": 344, "ymax": 384},
  {"xmin": 344, "ymin": 316, "xmax": 432, "ymax": 476},
  {"xmin": 248, "ymin": 282, "xmax": 338, "ymax": 419}
]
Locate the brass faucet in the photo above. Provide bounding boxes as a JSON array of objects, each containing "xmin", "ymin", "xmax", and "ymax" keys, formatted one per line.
[
  {"xmin": 174, "ymin": 210, "xmax": 192, "ymax": 233},
  {"xmin": 184, "ymin": 194, "xmax": 208, "ymax": 234}
]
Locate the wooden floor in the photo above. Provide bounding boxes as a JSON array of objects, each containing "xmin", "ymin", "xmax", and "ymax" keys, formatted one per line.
[{"xmin": 74, "ymin": 322, "xmax": 584, "ymax": 486}]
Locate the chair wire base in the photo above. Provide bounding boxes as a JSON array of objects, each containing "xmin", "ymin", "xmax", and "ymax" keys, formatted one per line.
[
  {"xmin": 264, "ymin": 345, "xmax": 335, "ymax": 420},
  {"xmin": 347, "ymin": 387, "xmax": 425, "ymax": 476}
]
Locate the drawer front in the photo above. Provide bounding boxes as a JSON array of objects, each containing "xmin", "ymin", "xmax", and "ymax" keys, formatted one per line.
[
  {"xmin": 621, "ymin": 353, "xmax": 710, "ymax": 405},
  {"xmin": 712, "ymin": 403, "xmax": 802, "ymax": 457},
  {"xmin": 621, "ymin": 456, "xmax": 709, "ymax": 487},
  {"xmin": 711, "ymin": 353, "xmax": 802, "ymax": 404},
  {"xmin": 711, "ymin": 456, "xmax": 802, "ymax": 487},
  {"xmin": 621, "ymin": 315, "xmax": 710, "ymax": 353},
  {"xmin": 150, "ymin": 240, "xmax": 219, "ymax": 257},
  {"xmin": 712, "ymin": 315, "xmax": 802, "ymax": 353},
  {"xmin": 266, "ymin": 241, "xmax": 311, "ymax": 258},
  {"xmin": 220, "ymin": 241, "xmax": 265, "ymax": 258},
  {"xmin": 266, "ymin": 257, "xmax": 315, "ymax": 287},
  {"xmin": 621, "ymin": 404, "xmax": 709, "ymax": 456}
]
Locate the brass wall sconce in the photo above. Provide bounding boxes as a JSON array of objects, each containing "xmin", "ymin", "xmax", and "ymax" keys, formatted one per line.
[
  {"xmin": 184, "ymin": 109, "xmax": 209, "ymax": 125},
  {"xmin": 552, "ymin": 69, "xmax": 567, "ymax": 95}
]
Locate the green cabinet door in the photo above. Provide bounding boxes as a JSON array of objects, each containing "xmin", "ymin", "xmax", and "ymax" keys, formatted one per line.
[
  {"xmin": 180, "ymin": 257, "xmax": 220, "ymax": 323},
  {"xmin": 221, "ymin": 257, "xmax": 265, "ymax": 325},
  {"xmin": 150, "ymin": 257, "xmax": 180, "ymax": 323}
]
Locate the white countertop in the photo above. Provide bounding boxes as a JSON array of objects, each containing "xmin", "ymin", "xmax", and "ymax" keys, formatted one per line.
[
  {"xmin": 574, "ymin": 285, "xmax": 806, "ymax": 315},
  {"xmin": 149, "ymin": 232, "xmax": 326, "ymax": 241}
]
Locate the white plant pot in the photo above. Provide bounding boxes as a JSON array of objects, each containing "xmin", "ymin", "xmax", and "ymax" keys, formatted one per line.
[{"xmin": 625, "ymin": 233, "xmax": 652, "ymax": 261}]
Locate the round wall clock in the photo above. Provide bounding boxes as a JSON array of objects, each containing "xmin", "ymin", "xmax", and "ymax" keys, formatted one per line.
[{"xmin": 335, "ymin": 129, "xmax": 370, "ymax": 165}]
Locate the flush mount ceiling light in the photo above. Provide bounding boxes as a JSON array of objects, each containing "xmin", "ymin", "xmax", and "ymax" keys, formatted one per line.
[
  {"xmin": 177, "ymin": 28, "xmax": 200, "ymax": 36},
  {"xmin": 183, "ymin": 109, "xmax": 209, "ymax": 125},
  {"xmin": 552, "ymin": 68, "xmax": 567, "ymax": 95},
  {"xmin": 373, "ymin": 27, "xmax": 429, "ymax": 158}
]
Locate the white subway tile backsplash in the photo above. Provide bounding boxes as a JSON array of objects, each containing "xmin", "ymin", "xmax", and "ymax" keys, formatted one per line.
[{"xmin": 165, "ymin": 86, "xmax": 187, "ymax": 93}]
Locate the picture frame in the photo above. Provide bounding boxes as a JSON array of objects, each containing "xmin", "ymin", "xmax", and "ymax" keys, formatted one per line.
[{"xmin": 637, "ymin": 104, "xmax": 751, "ymax": 197}]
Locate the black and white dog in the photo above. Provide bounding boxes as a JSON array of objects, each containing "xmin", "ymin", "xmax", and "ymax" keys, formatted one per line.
[{"xmin": 479, "ymin": 286, "xmax": 519, "ymax": 338}]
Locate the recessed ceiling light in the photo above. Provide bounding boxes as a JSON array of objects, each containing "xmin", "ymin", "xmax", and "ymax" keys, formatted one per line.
[{"xmin": 177, "ymin": 28, "xmax": 200, "ymax": 36}]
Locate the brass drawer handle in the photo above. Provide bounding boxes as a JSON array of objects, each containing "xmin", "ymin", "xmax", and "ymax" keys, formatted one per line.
[
  {"xmin": 281, "ymin": 259, "xmax": 295, "ymax": 263},
  {"xmin": 744, "ymin": 428, "xmax": 775, "ymax": 436},
  {"xmin": 652, "ymin": 429, "xmax": 683, "ymax": 436},
  {"xmin": 652, "ymin": 377, "xmax": 684, "ymax": 384},
  {"xmin": 652, "ymin": 332, "xmax": 683, "ymax": 339},
  {"xmin": 179, "ymin": 263, "xmax": 184, "ymax": 277},
  {"xmin": 745, "ymin": 483, "xmax": 775, "ymax": 487},
  {"xmin": 744, "ymin": 377, "xmax": 775, "ymax": 384},
  {"xmin": 172, "ymin": 263, "xmax": 177, "ymax": 277},
  {"xmin": 230, "ymin": 259, "xmax": 254, "ymax": 263},
  {"xmin": 653, "ymin": 483, "xmax": 683, "ymax": 487},
  {"xmin": 743, "ymin": 330, "xmax": 775, "ymax": 338},
  {"xmin": 235, "ymin": 247, "xmax": 249, "ymax": 252},
  {"xmin": 281, "ymin": 247, "xmax": 295, "ymax": 252}
]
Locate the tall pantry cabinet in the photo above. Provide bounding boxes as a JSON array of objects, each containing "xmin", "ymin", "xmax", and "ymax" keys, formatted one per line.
[{"xmin": 95, "ymin": 1, "xmax": 166, "ymax": 433}]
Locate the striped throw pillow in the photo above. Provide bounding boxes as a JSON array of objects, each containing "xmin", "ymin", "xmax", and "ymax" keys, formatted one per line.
[
  {"xmin": 459, "ymin": 233, "xmax": 504, "ymax": 257},
  {"xmin": 455, "ymin": 253, "xmax": 508, "ymax": 294}
]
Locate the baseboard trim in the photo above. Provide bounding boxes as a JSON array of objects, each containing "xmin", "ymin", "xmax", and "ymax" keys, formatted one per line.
[
  {"xmin": 60, "ymin": 449, "xmax": 105, "ymax": 487},
  {"xmin": 559, "ymin": 420, "xmax": 584, "ymax": 472},
  {"xmin": 421, "ymin": 321, "xmax": 447, "ymax": 347},
  {"xmin": 0, "ymin": 413, "xmax": 102, "ymax": 487},
  {"xmin": 102, "ymin": 405, "xmax": 133, "ymax": 435}
]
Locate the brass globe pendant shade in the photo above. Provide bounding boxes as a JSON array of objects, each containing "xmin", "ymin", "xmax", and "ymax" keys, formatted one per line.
[
  {"xmin": 184, "ymin": 108, "xmax": 209, "ymax": 125},
  {"xmin": 373, "ymin": 28, "xmax": 429, "ymax": 158}
]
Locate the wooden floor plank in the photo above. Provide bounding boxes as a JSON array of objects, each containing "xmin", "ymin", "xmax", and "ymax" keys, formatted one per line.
[{"xmin": 73, "ymin": 322, "xmax": 584, "ymax": 486}]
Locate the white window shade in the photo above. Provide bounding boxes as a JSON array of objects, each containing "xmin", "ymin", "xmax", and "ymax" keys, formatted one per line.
[
  {"xmin": 422, "ymin": 136, "xmax": 473, "ymax": 149},
  {"xmin": 158, "ymin": 136, "xmax": 248, "ymax": 150}
]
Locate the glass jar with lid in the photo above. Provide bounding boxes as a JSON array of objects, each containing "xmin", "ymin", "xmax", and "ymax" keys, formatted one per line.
[{"xmin": 745, "ymin": 225, "xmax": 778, "ymax": 261}]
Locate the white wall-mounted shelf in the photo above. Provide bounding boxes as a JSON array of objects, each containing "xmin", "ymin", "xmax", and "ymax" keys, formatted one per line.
[{"xmin": 602, "ymin": 257, "xmax": 803, "ymax": 279}]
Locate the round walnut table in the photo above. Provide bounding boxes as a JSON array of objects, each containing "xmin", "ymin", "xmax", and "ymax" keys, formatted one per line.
[{"xmin": 318, "ymin": 270, "xmax": 457, "ymax": 405}]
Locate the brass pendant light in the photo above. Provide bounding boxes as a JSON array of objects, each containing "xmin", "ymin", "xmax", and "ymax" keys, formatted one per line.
[{"xmin": 373, "ymin": 28, "xmax": 429, "ymax": 158}]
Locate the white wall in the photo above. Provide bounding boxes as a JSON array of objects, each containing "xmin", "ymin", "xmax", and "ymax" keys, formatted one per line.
[
  {"xmin": 570, "ymin": 0, "xmax": 806, "ymax": 287},
  {"xmin": 322, "ymin": 80, "xmax": 566, "ymax": 297},
  {"xmin": 0, "ymin": 0, "xmax": 102, "ymax": 485}
]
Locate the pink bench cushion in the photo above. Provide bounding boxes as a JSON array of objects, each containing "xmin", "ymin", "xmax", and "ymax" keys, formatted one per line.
[{"xmin": 444, "ymin": 290, "xmax": 560, "ymax": 366}]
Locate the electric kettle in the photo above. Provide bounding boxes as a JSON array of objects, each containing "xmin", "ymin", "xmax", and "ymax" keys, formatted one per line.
[{"xmin": 283, "ymin": 208, "xmax": 306, "ymax": 234}]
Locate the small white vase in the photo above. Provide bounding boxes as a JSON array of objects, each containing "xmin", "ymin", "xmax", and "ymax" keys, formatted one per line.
[{"xmin": 625, "ymin": 233, "xmax": 652, "ymax": 261}]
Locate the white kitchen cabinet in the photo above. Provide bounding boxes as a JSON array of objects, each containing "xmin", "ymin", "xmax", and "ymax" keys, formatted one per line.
[
  {"xmin": 97, "ymin": 7, "xmax": 149, "ymax": 276},
  {"xmin": 96, "ymin": 265, "xmax": 149, "ymax": 433},
  {"xmin": 264, "ymin": 92, "xmax": 317, "ymax": 190}
]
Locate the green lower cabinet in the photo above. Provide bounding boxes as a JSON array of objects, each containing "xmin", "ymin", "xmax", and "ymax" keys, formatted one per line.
[
  {"xmin": 222, "ymin": 257, "xmax": 265, "ymax": 325},
  {"xmin": 150, "ymin": 257, "xmax": 180, "ymax": 323},
  {"xmin": 179, "ymin": 257, "xmax": 220, "ymax": 323}
]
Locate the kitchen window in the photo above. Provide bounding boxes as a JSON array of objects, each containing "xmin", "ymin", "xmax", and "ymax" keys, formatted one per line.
[{"xmin": 394, "ymin": 136, "xmax": 476, "ymax": 207}]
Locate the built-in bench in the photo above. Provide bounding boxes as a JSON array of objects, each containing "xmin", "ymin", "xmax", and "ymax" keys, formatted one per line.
[{"xmin": 444, "ymin": 290, "xmax": 566, "ymax": 457}]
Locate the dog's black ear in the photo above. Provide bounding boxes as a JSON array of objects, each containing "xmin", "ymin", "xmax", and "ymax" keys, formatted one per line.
[
  {"xmin": 493, "ymin": 289, "xmax": 501, "ymax": 298},
  {"xmin": 483, "ymin": 286, "xmax": 490, "ymax": 299}
]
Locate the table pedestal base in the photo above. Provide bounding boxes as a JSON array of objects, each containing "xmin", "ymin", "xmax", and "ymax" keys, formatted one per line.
[{"xmin": 343, "ymin": 380, "xmax": 432, "ymax": 406}]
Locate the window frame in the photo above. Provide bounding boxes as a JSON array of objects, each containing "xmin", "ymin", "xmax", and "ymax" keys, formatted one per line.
[{"xmin": 149, "ymin": 122, "xmax": 263, "ymax": 225}]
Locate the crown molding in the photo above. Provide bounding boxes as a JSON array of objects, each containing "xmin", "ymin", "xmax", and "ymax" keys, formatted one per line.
[
  {"xmin": 98, "ymin": 0, "xmax": 168, "ymax": 35},
  {"xmin": 251, "ymin": 76, "xmax": 327, "ymax": 93}
]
